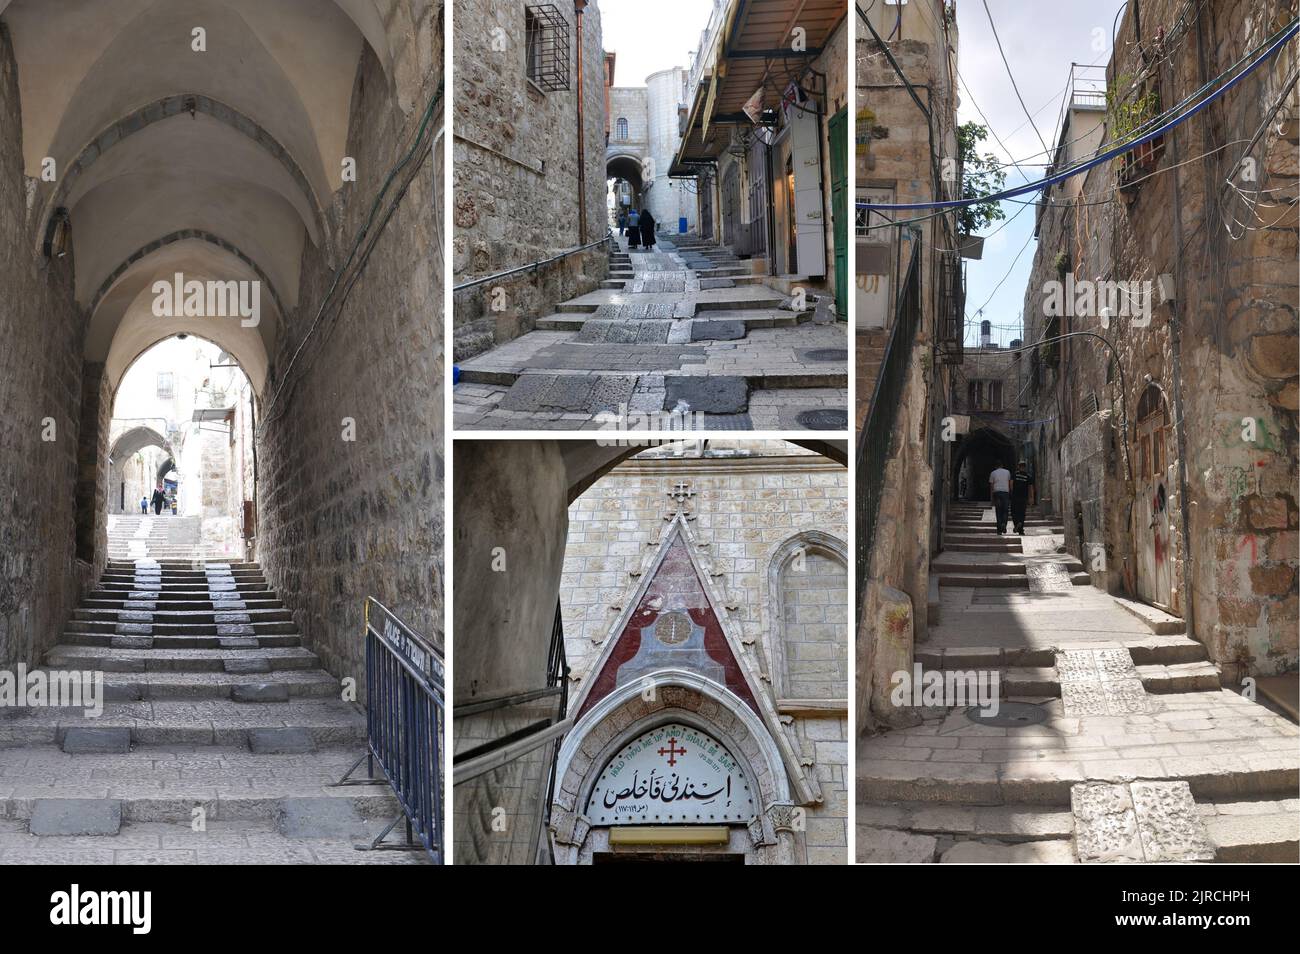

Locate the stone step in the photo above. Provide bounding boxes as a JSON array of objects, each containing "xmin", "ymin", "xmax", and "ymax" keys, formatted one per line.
[
  {"xmin": 942, "ymin": 542, "xmax": 1025, "ymax": 553},
  {"xmin": 102, "ymin": 567, "xmax": 266, "ymax": 581},
  {"xmin": 858, "ymin": 755, "xmax": 1299, "ymax": 808},
  {"xmin": 106, "ymin": 559, "xmax": 260, "ymax": 569},
  {"xmin": 0, "ymin": 698, "xmax": 367, "ymax": 748},
  {"xmin": 98, "ymin": 583, "xmax": 271, "ymax": 595},
  {"xmin": 935, "ymin": 571, "xmax": 1091, "ymax": 588},
  {"xmin": 918, "ymin": 641, "xmax": 1210, "ymax": 670},
  {"xmin": 0, "ymin": 814, "xmax": 432, "ymax": 864},
  {"xmin": 84, "ymin": 596, "xmax": 284, "ymax": 611},
  {"xmin": 90, "ymin": 668, "xmax": 343, "ymax": 701},
  {"xmin": 66, "ymin": 619, "xmax": 298, "ymax": 636},
  {"xmin": 931, "ymin": 558, "xmax": 1085, "ymax": 575},
  {"xmin": 0, "ymin": 746, "xmax": 400, "ymax": 824},
  {"xmin": 60, "ymin": 631, "xmax": 303, "ymax": 650},
  {"xmin": 859, "ymin": 801, "xmax": 1076, "ymax": 845},
  {"xmin": 1199, "ymin": 797, "xmax": 1300, "ymax": 862},
  {"xmin": 1111, "ymin": 595, "xmax": 1187, "ymax": 635},
  {"xmin": 533, "ymin": 312, "xmax": 801, "ymax": 333},
  {"xmin": 73, "ymin": 606, "xmax": 292, "ymax": 622},
  {"xmin": 45, "ymin": 645, "xmax": 322, "ymax": 673}
]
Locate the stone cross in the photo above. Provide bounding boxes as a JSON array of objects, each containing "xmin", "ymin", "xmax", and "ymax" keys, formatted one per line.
[{"xmin": 666, "ymin": 480, "xmax": 695, "ymax": 519}]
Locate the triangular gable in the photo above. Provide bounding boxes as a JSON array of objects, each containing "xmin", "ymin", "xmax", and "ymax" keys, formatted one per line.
[
  {"xmin": 568, "ymin": 514, "xmax": 820, "ymax": 806},
  {"xmin": 574, "ymin": 516, "xmax": 759, "ymax": 721}
]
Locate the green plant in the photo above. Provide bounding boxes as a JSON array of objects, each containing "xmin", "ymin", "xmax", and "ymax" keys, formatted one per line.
[{"xmin": 956, "ymin": 122, "xmax": 1006, "ymax": 236}]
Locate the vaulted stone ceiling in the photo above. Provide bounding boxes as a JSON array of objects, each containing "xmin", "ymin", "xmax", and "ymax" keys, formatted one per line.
[{"xmin": 0, "ymin": 0, "xmax": 410, "ymax": 395}]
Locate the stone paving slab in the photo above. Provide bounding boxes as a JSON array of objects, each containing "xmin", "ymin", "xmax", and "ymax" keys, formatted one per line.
[
  {"xmin": 1072, "ymin": 780, "xmax": 1214, "ymax": 862},
  {"xmin": 29, "ymin": 798, "xmax": 122, "ymax": 836},
  {"xmin": 858, "ymin": 690, "xmax": 1300, "ymax": 806}
]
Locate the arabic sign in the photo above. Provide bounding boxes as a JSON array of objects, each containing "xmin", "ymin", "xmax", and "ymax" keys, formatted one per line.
[{"xmin": 585, "ymin": 723, "xmax": 756, "ymax": 825}]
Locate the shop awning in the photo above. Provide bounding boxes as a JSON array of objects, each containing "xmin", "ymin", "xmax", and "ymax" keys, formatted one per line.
[{"xmin": 670, "ymin": 0, "xmax": 846, "ymax": 176}]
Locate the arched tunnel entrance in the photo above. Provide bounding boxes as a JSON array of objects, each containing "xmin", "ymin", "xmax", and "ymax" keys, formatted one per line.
[
  {"xmin": 607, "ymin": 153, "xmax": 645, "ymax": 224},
  {"xmin": 952, "ymin": 426, "xmax": 1016, "ymax": 502}
]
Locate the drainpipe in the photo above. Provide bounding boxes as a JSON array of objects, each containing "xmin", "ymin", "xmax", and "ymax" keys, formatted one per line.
[{"xmin": 574, "ymin": 0, "xmax": 589, "ymax": 245}]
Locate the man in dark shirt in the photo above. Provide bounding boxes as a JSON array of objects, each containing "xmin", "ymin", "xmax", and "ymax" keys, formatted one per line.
[
  {"xmin": 151, "ymin": 482, "xmax": 167, "ymax": 516},
  {"xmin": 1010, "ymin": 459, "xmax": 1035, "ymax": 535}
]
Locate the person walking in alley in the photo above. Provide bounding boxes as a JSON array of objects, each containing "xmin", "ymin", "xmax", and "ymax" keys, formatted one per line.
[
  {"xmin": 151, "ymin": 482, "xmax": 166, "ymax": 516},
  {"xmin": 617, "ymin": 208, "xmax": 627, "ymax": 236},
  {"xmin": 989, "ymin": 462, "xmax": 1012, "ymax": 535},
  {"xmin": 639, "ymin": 208, "xmax": 656, "ymax": 251},
  {"xmin": 627, "ymin": 207, "xmax": 640, "ymax": 250},
  {"xmin": 627, "ymin": 208, "xmax": 640, "ymax": 250},
  {"xmin": 139, "ymin": 495, "xmax": 148, "ymax": 514},
  {"xmin": 1010, "ymin": 459, "xmax": 1035, "ymax": 535}
]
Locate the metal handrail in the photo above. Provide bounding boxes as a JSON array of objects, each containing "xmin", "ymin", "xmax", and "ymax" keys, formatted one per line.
[
  {"xmin": 856, "ymin": 235, "xmax": 922, "ymax": 624},
  {"xmin": 453, "ymin": 231, "xmax": 615, "ymax": 292},
  {"xmin": 336, "ymin": 598, "xmax": 444, "ymax": 863}
]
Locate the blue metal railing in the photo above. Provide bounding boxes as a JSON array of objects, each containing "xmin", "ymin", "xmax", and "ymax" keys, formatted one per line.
[{"xmin": 338, "ymin": 598, "xmax": 444, "ymax": 862}]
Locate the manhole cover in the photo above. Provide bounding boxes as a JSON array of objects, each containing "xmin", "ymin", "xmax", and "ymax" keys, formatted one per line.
[
  {"xmin": 797, "ymin": 409, "xmax": 848, "ymax": 430},
  {"xmin": 965, "ymin": 701, "xmax": 1048, "ymax": 728},
  {"xmin": 803, "ymin": 348, "xmax": 848, "ymax": 362}
]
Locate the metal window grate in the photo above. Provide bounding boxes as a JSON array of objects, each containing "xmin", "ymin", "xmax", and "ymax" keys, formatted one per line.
[
  {"xmin": 937, "ymin": 250, "xmax": 964, "ymax": 364},
  {"xmin": 525, "ymin": 4, "xmax": 570, "ymax": 92}
]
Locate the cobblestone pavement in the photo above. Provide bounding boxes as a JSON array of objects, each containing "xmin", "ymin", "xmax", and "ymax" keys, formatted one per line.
[
  {"xmin": 453, "ymin": 236, "xmax": 849, "ymax": 430},
  {"xmin": 856, "ymin": 503, "xmax": 1300, "ymax": 864},
  {"xmin": 0, "ymin": 559, "xmax": 432, "ymax": 864}
]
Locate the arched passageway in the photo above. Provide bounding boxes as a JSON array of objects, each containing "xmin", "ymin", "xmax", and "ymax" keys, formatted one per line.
[
  {"xmin": 0, "ymin": 0, "xmax": 442, "ymax": 683},
  {"xmin": 952, "ymin": 426, "xmax": 1016, "ymax": 502},
  {"xmin": 607, "ymin": 153, "xmax": 646, "ymax": 219}
]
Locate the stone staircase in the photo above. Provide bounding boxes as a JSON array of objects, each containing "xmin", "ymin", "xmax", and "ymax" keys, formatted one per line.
[
  {"xmin": 931, "ymin": 503, "xmax": 1090, "ymax": 589},
  {"xmin": 857, "ymin": 501, "xmax": 1300, "ymax": 864},
  {"xmin": 453, "ymin": 235, "xmax": 849, "ymax": 430},
  {"xmin": 0, "ymin": 558, "xmax": 430, "ymax": 864},
  {"xmin": 107, "ymin": 514, "xmax": 204, "ymax": 561}
]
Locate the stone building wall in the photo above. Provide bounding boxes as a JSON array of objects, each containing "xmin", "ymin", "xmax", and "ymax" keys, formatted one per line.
[
  {"xmin": 453, "ymin": 0, "xmax": 608, "ymax": 358},
  {"xmin": 256, "ymin": 13, "xmax": 444, "ymax": 695},
  {"xmin": 608, "ymin": 86, "xmax": 648, "ymax": 147},
  {"xmin": 856, "ymin": 3, "xmax": 957, "ymax": 728},
  {"xmin": 558, "ymin": 441, "xmax": 849, "ymax": 863},
  {"xmin": 644, "ymin": 67, "xmax": 692, "ymax": 233},
  {"xmin": 1020, "ymin": 0, "xmax": 1298, "ymax": 676},
  {"xmin": 0, "ymin": 23, "xmax": 88, "ymax": 670}
]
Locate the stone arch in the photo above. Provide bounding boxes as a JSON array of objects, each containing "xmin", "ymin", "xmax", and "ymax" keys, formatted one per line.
[
  {"xmin": 106, "ymin": 425, "xmax": 176, "ymax": 515},
  {"xmin": 36, "ymin": 94, "xmax": 327, "ymax": 259},
  {"xmin": 552, "ymin": 670, "xmax": 796, "ymax": 864},
  {"xmin": 766, "ymin": 530, "xmax": 848, "ymax": 702},
  {"xmin": 951, "ymin": 425, "xmax": 1015, "ymax": 502}
]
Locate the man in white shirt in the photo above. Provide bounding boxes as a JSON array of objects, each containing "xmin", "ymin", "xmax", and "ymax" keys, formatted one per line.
[{"xmin": 989, "ymin": 463, "xmax": 1012, "ymax": 535}]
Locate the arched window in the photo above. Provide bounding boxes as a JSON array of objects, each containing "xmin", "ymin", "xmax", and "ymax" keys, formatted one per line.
[
  {"xmin": 768, "ymin": 532, "xmax": 848, "ymax": 701},
  {"xmin": 616, "ymin": 117, "xmax": 628, "ymax": 140}
]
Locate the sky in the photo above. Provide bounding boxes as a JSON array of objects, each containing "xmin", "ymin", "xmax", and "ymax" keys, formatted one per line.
[
  {"xmin": 601, "ymin": 0, "xmax": 714, "ymax": 87},
  {"xmin": 952, "ymin": 0, "xmax": 1127, "ymax": 348}
]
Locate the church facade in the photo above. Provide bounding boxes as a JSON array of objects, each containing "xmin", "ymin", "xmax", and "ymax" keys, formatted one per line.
[{"xmin": 548, "ymin": 441, "xmax": 848, "ymax": 864}]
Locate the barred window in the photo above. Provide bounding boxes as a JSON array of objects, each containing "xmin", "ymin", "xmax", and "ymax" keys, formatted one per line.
[{"xmin": 525, "ymin": 5, "xmax": 570, "ymax": 92}]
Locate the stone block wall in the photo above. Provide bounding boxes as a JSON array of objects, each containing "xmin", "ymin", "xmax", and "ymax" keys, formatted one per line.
[
  {"xmin": 1022, "ymin": 0, "xmax": 1298, "ymax": 675},
  {"xmin": 559, "ymin": 441, "xmax": 849, "ymax": 863},
  {"xmin": 0, "ymin": 23, "xmax": 88, "ymax": 669},
  {"xmin": 453, "ymin": 0, "xmax": 608, "ymax": 355},
  {"xmin": 256, "ymin": 18, "xmax": 443, "ymax": 693}
]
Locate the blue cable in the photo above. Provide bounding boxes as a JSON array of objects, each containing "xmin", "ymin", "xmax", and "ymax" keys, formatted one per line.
[{"xmin": 857, "ymin": 19, "xmax": 1298, "ymax": 212}]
